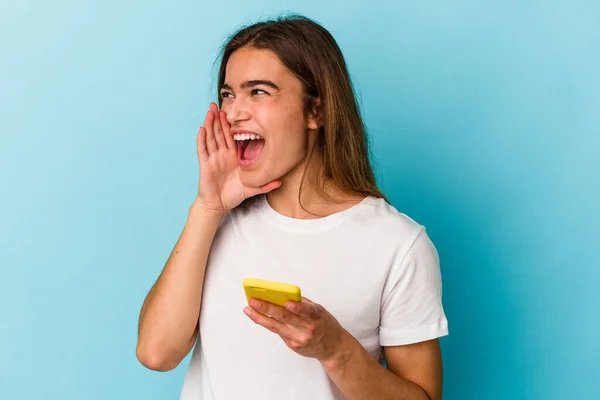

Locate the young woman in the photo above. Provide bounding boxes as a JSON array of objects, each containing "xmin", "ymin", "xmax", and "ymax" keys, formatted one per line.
[{"xmin": 136, "ymin": 14, "xmax": 448, "ymax": 400}]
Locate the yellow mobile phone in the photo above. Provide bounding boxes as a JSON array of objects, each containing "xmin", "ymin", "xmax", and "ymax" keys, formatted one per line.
[{"xmin": 242, "ymin": 278, "xmax": 302, "ymax": 309}]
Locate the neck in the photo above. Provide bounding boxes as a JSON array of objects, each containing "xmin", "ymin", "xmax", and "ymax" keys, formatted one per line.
[{"xmin": 266, "ymin": 153, "xmax": 364, "ymax": 219}]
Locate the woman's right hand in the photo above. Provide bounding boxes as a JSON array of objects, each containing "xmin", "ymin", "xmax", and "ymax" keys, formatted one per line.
[{"xmin": 194, "ymin": 102, "xmax": 280, "ymax": 215}]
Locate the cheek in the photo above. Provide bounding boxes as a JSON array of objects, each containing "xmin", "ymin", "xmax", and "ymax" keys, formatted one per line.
[
  {"xmin": 254, "ymin": 100, "xmax": 307, "ymax": 144},
  {"xmin": 252, "ymin": 101, "xmax": 282, "ymax": 129}
]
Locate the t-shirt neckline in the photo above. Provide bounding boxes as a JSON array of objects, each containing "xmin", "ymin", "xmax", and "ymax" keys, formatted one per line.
[{"xmin": 258, "ymin": 194, "xmax": 377, "ymax": 233}]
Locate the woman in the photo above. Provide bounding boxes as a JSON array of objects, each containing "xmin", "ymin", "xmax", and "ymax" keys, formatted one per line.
[{"xmin": 136, "ymin": 14, "xmax": 448, "ymax": 400}]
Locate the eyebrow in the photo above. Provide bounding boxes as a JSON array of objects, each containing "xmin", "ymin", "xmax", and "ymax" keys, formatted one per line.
[{"xmin": 221, "ymin": 80, "xmax": 280, "ymax": 91}]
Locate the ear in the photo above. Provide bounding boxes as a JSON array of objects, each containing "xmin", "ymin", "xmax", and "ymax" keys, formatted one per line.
[{"xmin": 307, "ymin": 97, "xmax": 322, "ymax": 130}]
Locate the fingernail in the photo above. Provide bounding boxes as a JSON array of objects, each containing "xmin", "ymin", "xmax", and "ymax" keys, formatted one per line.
[{"xmin": 243, "ymin": 307, "xmax": 252, "ymax": 316}]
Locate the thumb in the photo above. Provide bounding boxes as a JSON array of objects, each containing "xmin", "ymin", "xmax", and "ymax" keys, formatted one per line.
[{"xmin": 244, "ymin": 180, "xmax": 281, "ymax": 198}]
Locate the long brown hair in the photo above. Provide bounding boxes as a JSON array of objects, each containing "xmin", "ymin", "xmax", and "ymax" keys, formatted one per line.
[{"xmin": 216, "ymin": 14, "xmax": 387, "ymax": 205}]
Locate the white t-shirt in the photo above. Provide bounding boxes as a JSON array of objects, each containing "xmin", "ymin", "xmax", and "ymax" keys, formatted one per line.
[{"xmin": 180, "ymin": 195, "xmax": 448, "ymax": 400}]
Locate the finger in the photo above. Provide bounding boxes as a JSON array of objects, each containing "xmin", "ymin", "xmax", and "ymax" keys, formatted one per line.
[
  {"xmin": 244, "ymin": 306, "xmax": 291, "ymax": 338},
  {"xmin": 250, "ymin": 298, "xmax": 306, "ymax": 327},
  {"xmin": 244, "ymin": 180, "xmax": 282, "ymax": 198},
  {"xmin": 204, "ymin": 110, "xmax": 217, "ymax": 154},
  {"xmin": 220, "ymin": 110, "xmax": 235, "ymax": 150},
  {"xmin": 210, "ymin": 103, "xmax": 226, "ymax": 150},
  {"xmin": 286, "ymin": 299, "xmax": 320, "ymax": 320},
  {"xmin": 197, "ymin": 127, "xmax": 208, "ymax": 162}
]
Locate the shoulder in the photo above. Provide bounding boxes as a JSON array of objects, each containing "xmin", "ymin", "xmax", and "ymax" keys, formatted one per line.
[
  {"xmin": 354, "ymin": 196, "xmax": 426, "ymax": 241},
  {"xmin": 351, "ymin": 197, "xmax": 441, "ymax": 265}
]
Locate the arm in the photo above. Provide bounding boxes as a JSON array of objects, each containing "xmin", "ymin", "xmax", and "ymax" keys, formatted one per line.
[
  {"xmin": 136, "ymin": 103, "xmax": 280, "ymax": 371},
  {"xmin": 322, "ymin": 227, "xmax": 446, "ymax": 398},
  {"xmin": 136, "ymin": 202, "xmax": 223, "ymax": 372},
  {"xmin": 322, "ymin": 335, "xmax": 442, "ymax": 400},
  {"xmin": 244, "ymin": 298, "xmax": 443, "ymax": 400}
]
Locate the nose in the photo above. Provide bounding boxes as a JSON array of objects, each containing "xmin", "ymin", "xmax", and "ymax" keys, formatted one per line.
[{"xmin": 223, "ymin": 97, "xmax": 251, "ymax": 125}]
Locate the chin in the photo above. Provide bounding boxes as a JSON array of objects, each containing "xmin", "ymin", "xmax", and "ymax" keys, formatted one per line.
[{"xmin": 238, "ymin": 167, "xmax": 274, "ymax": 189}]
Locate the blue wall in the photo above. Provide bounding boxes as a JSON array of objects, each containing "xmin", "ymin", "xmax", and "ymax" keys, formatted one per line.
[{"xmin": 1, "ymin": 1, "xmax": 598, "ymax": 399}]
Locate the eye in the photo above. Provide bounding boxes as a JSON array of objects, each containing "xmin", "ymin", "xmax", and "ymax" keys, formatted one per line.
[
  {"xmin": 221, "ymin": 91, "xmax": 233, "ymax": 99},
  {"xmin": 251, "ymin": 89, "xmax": 268, "ymax": 96}
]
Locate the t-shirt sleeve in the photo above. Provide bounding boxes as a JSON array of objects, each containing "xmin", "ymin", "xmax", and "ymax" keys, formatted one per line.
[{"xmin": 379, "ymin": 227, "xmax": 449, "ymax": 346}]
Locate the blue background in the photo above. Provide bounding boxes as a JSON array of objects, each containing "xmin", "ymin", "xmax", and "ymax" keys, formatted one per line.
[{"xmin": 1, "ymin": 1, "xmax": 598, "ymax": 399}]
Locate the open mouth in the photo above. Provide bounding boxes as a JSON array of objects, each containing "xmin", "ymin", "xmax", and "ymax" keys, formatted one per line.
[{"xmin": 234, "ymin": 133, "xmax": 265, "ymax": 165}]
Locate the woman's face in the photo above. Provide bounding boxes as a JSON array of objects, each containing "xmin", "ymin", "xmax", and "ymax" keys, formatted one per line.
[{"xmin": 220, "ymin": 47, "xmax": 318, "ymax": 188}]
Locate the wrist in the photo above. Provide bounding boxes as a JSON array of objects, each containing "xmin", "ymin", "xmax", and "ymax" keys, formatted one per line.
[
  {"xmin": 189, "ymin": 199, "xmax": 227, "ymax": 221},
  {"xmin": 320, "ymin": 330, "xmax": 359, "ymax": 372}
]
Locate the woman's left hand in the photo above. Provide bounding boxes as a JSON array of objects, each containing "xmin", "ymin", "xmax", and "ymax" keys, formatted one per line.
[{"xmin": 244, "ymin": 297, "xmax": 349, "ymax": 362}]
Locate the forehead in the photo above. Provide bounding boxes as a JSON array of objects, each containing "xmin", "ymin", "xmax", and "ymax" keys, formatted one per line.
[{"xmin": 224, "ymin": 47, "xmax": 296, "ymax": 86}]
